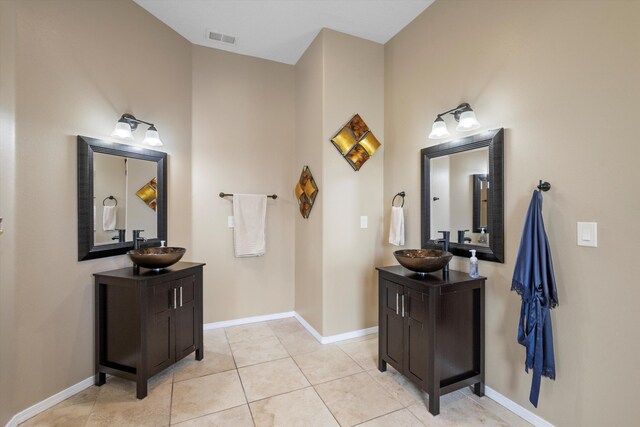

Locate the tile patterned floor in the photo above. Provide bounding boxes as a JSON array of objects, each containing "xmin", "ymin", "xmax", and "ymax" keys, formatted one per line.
[{"xmin": 20, "ymin": 318, "xmax": 532, "ymax": 426}]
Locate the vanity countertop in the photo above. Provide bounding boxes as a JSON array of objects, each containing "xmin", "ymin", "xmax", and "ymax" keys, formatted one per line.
[
  {"xmin": 376, "ymin": 265, "xmax": 485, "ymax": 288},
  {"xmin": 94, "ymin": 261, "xmax": 205, "ymax": 281}
]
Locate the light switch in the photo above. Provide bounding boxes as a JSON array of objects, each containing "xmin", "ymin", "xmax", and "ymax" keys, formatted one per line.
[
  {"xmin": 577, "ymin": 222, "xmax": 597, "ymax": 247},
  {"xmin": 360, "ymin": 216, "xmax": 368, "ymax": 228},
  {"xmin": 228, "ymin": 216, "xmax": 234, "ymax": 228}
]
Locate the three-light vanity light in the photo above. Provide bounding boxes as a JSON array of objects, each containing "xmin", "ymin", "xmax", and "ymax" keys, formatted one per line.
[
  {"xmin": 428, "ymin": 103, "xmax": 480, "ymax": 139},
  {"xmin": 111, "ymin": 113, "xmax": 163, "ymax": 146}
]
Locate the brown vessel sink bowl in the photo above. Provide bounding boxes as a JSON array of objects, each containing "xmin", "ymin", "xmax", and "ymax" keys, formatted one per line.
[
  {"xmin": 393, "ymin": 249, "xmax": 453, "ymax": 274},
  {"xmin": 127, "ymin": 247, "xmax": 186, "ymax": 270}
]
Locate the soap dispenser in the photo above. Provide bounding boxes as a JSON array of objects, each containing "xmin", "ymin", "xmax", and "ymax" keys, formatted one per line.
[
  {"xmin": 478, "ymin": 227, "xmax": 487, "ymax": 244},
  {"xmin": 469, "ymin": 250, "xmax": 479, "ymax": 278}
]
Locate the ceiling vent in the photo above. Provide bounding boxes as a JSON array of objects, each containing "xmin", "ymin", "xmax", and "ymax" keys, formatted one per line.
[{"xmin": 207, "ymin": 30, "xmax": 237, "ymax": 46}]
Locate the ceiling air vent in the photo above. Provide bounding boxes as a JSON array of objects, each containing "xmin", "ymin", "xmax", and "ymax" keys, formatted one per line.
[{"xmin": 207, "ymin": 30, "xmax": 237, "ymax": 46}]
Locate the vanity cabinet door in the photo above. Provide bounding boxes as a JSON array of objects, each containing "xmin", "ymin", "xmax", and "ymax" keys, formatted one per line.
[
  {"xmin": 175, "ymin": 276, "xmax": 197, "ymax": 361},
  {"xmin": 404, "ymin": 289, "xmax": 429, "ymax": 385},
  {"xmin": 147, "ymin": 281, "xmax": 175, "ymax": 375},
  {"xmin": 380, "ymin": 279, "xmax": 405, "ymax": 372}
]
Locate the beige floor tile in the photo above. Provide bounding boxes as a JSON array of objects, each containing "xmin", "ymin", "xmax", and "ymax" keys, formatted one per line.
[
  {"xmin": 20, "ymin": 401, "xmax": 94, "ymax": 427},
  {"xmin": 173, "ymin": 340, "xmax": 236, "ymax": 383},
  {"xmin": 314, "ymin": 372, "xmax": 403, "ymax": 426},
  {"xmin": 366, "ymin": 367, "xmax": 425, "ymax": 407},
  {"xmin": 250, "ymin": 387, "xmax": 339, "ymax": 427},
  {"xmin": 339, "ymin": 338, "xmax": 378, "ymax": 371},
  {"xmin": 86, "ymin": 377, "xmax": 172, "ymax": 427},
  {"xmin": 278, "ymin": 329, "xmax": 324, "ymax": 356},
  {"xmin": 171, "ymin": 370, "xmax": 246, "ymax": 424},
  {"xmin": 230, "ymin": 335, "xmax": 289, "ymax": 367},
  {"xmin": 171, "ymin": 405, "xmax": 254, "ymax": 427},
  {"xmin": 335, "ymin": 333, "xmax": 377, "ymax": 345},
  {"xmin": 467, "ymin": 395, "xmax": 533, "ymax": 426},
  {"xmin": 239, "ymin": 357, "xmax": 310, "ymax": 402},
  {"xmin": 55, "ymin": 385, "xmax": 100, "ymax": 409},
  {"xmin": 293, "ymin": 346, "xmax": 362, "ymax": 385},
  {"xmin": 357, "ymin": 409, "xmax": 425, "ymax": 427},
  {"xmin": 225, "ymin": 322, "xmax": 275, "ymax": 344},
  {"xmin": 267, "ymin": 317, "xmax": 306, "ymax": 336},
  {"xmin": 407, "ymin": 395, "xmax": 511, "ymax": 426},
  {"xmin": 203, "ymin": 328, "xmax": 229, "ymax": 346}
]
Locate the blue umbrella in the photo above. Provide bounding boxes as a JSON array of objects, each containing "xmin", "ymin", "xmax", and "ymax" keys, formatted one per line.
[{"xmin": 512, "ymin": 190, "xmax": 559, "ymax": 407}]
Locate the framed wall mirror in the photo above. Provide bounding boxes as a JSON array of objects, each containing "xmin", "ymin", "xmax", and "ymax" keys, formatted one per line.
[
  {"xmin": 421, "ymin": 128, "xmax": 504, "ymax": 262},
  {"xmin": 78, "ymin": 135, "xmax": 167, "ymax": 261}
]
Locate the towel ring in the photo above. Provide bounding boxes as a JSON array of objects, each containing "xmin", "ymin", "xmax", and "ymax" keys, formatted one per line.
[
  {"xmin": 103, "ymin": 196, "xmax": 117, "ymax": 206},
  {"xmin": 392, "ymin": 191, "xmax": 405, "ymax": 208}
]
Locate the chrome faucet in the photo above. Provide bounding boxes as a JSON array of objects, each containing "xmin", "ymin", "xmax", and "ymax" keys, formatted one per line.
[
  {"xmin": 435, "ymin": 230, "xmax": 451, "ymax": 274},
  {"xmin": 132, "ymin": 229, "xmax": 146, "ymax": 250}
]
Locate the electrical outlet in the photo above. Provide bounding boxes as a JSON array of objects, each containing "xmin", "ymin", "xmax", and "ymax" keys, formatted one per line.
[
  {"xmin": 228, "ymin": 216, "xmax": 234, "ymax": 228},
  {"xmin": 360, "ymin": 216, "xmax": 368, "ymax": 228}
]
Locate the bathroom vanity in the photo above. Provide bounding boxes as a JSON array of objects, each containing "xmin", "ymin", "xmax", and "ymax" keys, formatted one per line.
[
  {"xmin": 94, "ymin": 262, "xmax": 204, "ymax": 398},
  {"xmin": 377, "ymin": 266, "xmax": 485, "ymax": 416}
]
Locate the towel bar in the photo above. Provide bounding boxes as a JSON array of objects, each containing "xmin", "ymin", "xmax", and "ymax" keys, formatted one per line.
[{"xmin": 219, "ymin": 192, "xmax": 278, "ymax": 199}]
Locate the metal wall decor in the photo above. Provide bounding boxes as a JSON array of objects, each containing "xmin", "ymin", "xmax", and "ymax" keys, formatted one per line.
[
  {"xmin": 330, "ymin": 114, "xmax": 381, "ymax": 171},
  {"xmin": 295, "ymin": 166, "xmax": 318, "ymax": 218},
  {"xmin": 136, "ymin": 177, "xmax": 158, "ymax": 211}
]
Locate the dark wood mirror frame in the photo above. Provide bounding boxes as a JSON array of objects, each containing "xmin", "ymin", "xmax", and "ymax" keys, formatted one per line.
[
  {"xmin": 421, "ymin": 128, "xmax": 504, "ymax": 262},
  {"xmin": 77, "ymin": 135, "xmax": 167, "ymax": 261}
]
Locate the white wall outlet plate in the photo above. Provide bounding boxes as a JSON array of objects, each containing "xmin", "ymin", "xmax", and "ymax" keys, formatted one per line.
[
  {"xmin": 360, "ymin": 216, "xmax": 368, "ymax": 229},
  {"xmin": 228, "ymin": 216, "xmax": 234, "ymax": 228},
  {"xmin": 577, "ymin": 222, "xmax": 597, "ymax": 247}
]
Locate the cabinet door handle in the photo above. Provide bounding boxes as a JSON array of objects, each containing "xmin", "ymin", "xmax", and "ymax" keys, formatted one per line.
[
  {"xmin": 401, "ymin": 294, "xmax": 405, "ymax": 318},
  {"xmin": 396, "ymin": 293, "xmax": 399, "ymax": 315},
  {"xmin": 173, "ymin": 288, "xmax": 177, "ymax": 309},
  {"xmin": 180, "ymin": 286, "xmax": 183, "ymax": 307}
]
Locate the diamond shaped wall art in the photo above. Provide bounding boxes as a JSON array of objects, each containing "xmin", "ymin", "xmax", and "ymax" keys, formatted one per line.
[
  {"xmin": 330, "ymin": 114, "xmax": 381, "ymax": 171},
  {"xmin": 295, "ymin": 166, "xmax": 318, "ymax": 219}
]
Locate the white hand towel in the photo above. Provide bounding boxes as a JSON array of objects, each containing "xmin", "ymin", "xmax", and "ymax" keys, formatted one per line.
[
  {"xmin": 103, "ymin": 205, "xmax": 117, "ymax": 231},
  {"xmin": 389, "ymin": 206, "xmax": 405, "ymax": 246},
  {"xmin": 233, "ymin": 194, "xmax": 267, "ymax": 257}
]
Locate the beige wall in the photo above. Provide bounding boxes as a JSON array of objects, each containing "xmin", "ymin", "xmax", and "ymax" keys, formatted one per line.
[
  {"xmin": 0, "ymin": 0, "xmax": 18, "ymax": 423},
  {"xmin": 294, "ymin": 29, "xmax": 384, "ymax": 336},
  {"xmin": 384, "ymin": 0, "xmax": 640, "ymax": 425},
  {"xmin": 321, "ymin": 30, "xmax": 385, "ymax": 336},
  {"xmin": 1, "ymin": 0, "xmax": 192, "ymax": 423},
  {"xmin": 191, "ymin": 46, "xmax": 295, "ymax": 323},
  {"xmin": 294, "ymin": 34, "xmax": 325, "ymax": 332}
]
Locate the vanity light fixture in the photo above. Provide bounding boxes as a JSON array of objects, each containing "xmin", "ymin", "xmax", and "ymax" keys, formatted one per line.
[
  {"xmin": 428, "ymin": 103, "xmax": 480, "ymax": 139},
  {"xmin": 111, "ymin": 113, "xmax": 163, "ymax": 146}
]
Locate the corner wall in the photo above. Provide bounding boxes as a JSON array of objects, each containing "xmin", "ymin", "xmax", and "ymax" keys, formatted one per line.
[
  {"xmin": 294, "ymin": 29, "xmax": 384, "ymax": 336},
  {"xmin": 384, "ymin": 0, "xmax": 640, "ymax": 425}
]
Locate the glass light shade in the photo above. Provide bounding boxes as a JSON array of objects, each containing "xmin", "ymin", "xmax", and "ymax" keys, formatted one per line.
[
  {"xmin": 143, "ymin": 127, "xmax": 163, "ymax": 146},
  {"xmin": 428, "ymin": 119, "xmax": 450, "ymax": 139},
  {"xmin": 110, "ymin": 121, "xmax": 133, "ymax": 140},
  {"xmin": 456, "ymin": 110, "xmax": 480, "ymax": 131}
]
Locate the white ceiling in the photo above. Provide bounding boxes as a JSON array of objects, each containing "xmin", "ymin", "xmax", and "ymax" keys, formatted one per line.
[{"xmin": 134, "ymin": 0, "xmax": 434, "ymax": 65}]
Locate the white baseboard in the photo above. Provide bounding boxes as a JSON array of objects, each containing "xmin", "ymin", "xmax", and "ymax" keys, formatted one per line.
[
  {"xmin": 203, "ymin": 311, "xmax": 295, "ymax": 330},
  {"xmin": 485, "ymin": 386, "xmax": 554, "ymax": 427},
  {"xmin": 293, "ymin": 312, "xmax": 378, "ymax": 344},
  {"xmin": 5, "ymin": 375, "xmax": 95, "ymax": 427}
]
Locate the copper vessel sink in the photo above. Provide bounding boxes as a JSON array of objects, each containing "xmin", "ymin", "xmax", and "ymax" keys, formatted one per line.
[
  {"xmin": 393, "ymin": 249, "xmax": 453, "ymax": 274},
  {"xmin": 127, "ymin": 247, "xmax": 186, "ymax": 270}
]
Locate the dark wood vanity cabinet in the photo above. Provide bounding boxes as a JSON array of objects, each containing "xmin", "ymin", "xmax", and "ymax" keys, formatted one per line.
[
  {"xmin": 94, "ymin": 262, "xmax": 205, "ymax": 398},
  {"xmin": 377, "ymin": 266, "xmax": 485, "ymax": 416}
]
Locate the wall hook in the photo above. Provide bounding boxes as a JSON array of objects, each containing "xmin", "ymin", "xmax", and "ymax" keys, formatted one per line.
[{"xmin": 537, "ymin": 180, "xmax": 551, "ymax": 192}]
